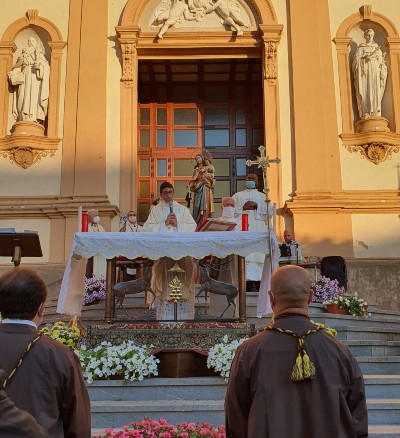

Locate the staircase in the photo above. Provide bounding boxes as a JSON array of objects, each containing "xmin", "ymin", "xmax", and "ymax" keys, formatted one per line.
[{"xmin": 39, "ymin": 283, "xmax": 400, "ymax": 437}]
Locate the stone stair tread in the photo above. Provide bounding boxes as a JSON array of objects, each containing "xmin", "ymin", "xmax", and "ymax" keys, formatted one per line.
[
  {"xmin": 89, "ymin": 377, "xmax": 224, "ymax": 387},
  {"xmin": 368, "ymin": 425, "xmax": 400, "ymax": 432},
  {"xmin": 337, "ymin": 326, "xmax": 400, "ymax": 333},
  {"xmin": 91, "ymin": 399, "xmax": 223, "ymax": 411},
  {"xmin": 364, "ymin": 375, "xmax": 400, "ymax": 380},
  {"xmin": 346, "ymin": 341, "xmax": 400, "ymax": 345},
  {"xmin": 357, "ymin": 356, "xmax": 400, "ymax": 362}
]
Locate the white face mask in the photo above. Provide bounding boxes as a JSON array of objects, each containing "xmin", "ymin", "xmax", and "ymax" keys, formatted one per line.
[
  {"xmin": 92, "ymin": 215, "xmax": 100, "ymax": 224},
  {"xmin": 222, "ymin": 206, "xmax": 236, "ymax": 218},
  {"xmin": 128, "ymin": 215, "xmax": 137, "ymax": 223}
]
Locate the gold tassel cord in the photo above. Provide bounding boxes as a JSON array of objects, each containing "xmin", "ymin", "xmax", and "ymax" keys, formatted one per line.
[
  {"xmin": 264, "ymin": 324, "xmax": 323, "ymax": 383},
  {"xmin": 2, "ymin": 334, "xmax": 41, "ymax": 389}
]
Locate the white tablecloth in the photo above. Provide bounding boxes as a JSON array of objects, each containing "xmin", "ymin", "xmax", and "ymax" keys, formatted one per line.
[{"xmin": 57, "ymin": 231, "xmax": 274, "ymax": 316}]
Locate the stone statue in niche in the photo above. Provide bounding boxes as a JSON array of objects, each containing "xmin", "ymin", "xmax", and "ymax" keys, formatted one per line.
[
  {"xmin": 352, "ymin": 28, "xmax": 388, "ymax": 120},
  {"xmin": 152, "ymin": 0, "xmax": 248, "ymax": 38},
  {"xmin": 8, "ymin": 37, "xmax": 50, "ymax": 124}
]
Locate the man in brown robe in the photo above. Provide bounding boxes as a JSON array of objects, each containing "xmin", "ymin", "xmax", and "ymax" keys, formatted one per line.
[
  {"xmin": 0, "ymin": 267, "xmax": 91, "ymax": 438},
  {"xmin": 225, "ymin": 265, "xmax": 368, "ymax": 438}
]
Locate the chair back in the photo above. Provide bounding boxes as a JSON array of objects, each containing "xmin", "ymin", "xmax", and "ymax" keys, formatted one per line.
[{"xmin": 320, "ymin": 256, "xmax": 347, "ymax": 290}]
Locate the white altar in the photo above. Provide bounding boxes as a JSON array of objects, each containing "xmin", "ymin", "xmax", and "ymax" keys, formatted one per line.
[{"xmin": 57, "ymin": 231, "xmax": 275, "ymax": 320}]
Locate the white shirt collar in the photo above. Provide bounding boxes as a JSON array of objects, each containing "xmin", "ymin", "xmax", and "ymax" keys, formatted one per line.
[{"xmin": 2, "ymin": 318, "xmax": 37, "ymax": 328}]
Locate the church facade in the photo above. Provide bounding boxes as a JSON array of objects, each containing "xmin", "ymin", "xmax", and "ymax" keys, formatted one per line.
[{"xmin": 0, "ymin": 0, "xmax": 399, "ymax": 268}]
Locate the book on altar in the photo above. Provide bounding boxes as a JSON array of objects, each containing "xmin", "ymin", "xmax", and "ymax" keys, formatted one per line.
[{"xmin": 196, "ymin": 219, "xmax": 237, "ymax": 232}]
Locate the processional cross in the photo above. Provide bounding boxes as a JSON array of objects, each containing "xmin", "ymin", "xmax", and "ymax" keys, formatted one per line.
[
  {"xmin": 246, "ymin": 145, "xmax": 281, "ymax": 273},
  {"xmin": 246, "ymin": 145, "xmax": 280, "ymax": 203}
]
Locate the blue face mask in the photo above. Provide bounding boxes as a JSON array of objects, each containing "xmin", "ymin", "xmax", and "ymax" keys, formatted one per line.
[{"xmin": 246, "ymin": 181, "xmax": 256, "ymax": 189}]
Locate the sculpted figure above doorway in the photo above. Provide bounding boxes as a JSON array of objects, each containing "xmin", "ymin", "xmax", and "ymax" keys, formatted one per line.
[{"xmin": 151, "ymin": 0, "xmax": 249, "ymax": 38}]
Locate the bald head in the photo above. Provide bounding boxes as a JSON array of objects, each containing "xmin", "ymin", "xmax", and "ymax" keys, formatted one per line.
[{"xmin": 270, "ymin": 265, "xmax": 311, "ymax": 312}]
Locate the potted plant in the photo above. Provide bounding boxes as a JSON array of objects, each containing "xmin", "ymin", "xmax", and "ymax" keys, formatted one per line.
[
  {"xmin": 40, "ymin": 321, "xmax": 81, "ymax": 349},
  {"xmin": 75, "ymin": 340, "xmax": 160, "ymax": 384},
  {"xmin": 311, "ymin": 275, "xmax": 345, "ymax": 304},
  {"xmin": 84, "ymin": 275, "xmax": 106, "ymax": 305},
  {"xmin": 324, "ymin": 293, "xmax": 369, "ymax": 318}
]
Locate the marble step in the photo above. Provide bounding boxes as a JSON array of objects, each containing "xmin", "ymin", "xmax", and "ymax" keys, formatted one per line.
[
  {"xmin": 367, "ymin": 399, "xmax": 400, "ymax": 425},
  {"xmin": 357, "ymin": 357, "xmax": 400, "ymax": 375},
  {"xmin": 88, "ymin": 377, "xmax": 227, "ymax": 402},
  {"xmin": 336, "ymin": 327, "xmax": 400, "ymax": 342},
  {"xmin": 345, "ymin": 341, "xmax": 400, "ymax": 357},
  {"xmin": 364, "ymin": 376, "xmax": 400, "ymax": 399}
]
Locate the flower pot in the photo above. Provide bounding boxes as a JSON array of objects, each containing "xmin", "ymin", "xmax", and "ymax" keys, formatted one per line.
[{"xmin": 325, "ymin": 303, "xmax": 349, "ymax": 315}]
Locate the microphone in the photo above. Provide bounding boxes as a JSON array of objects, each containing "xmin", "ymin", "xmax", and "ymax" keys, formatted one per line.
[{"xmin": 168, "ymin": 201, "xmax": 173, "ymax": 214}]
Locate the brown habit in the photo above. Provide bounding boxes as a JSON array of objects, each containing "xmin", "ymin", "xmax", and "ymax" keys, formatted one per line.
[
  {"xmin": 0, "ymin": 323, "xmax": 91, "ymax": 438},
  {"xmin": 225, "ymin": 314, "xmax": 368, "ymax": 438}
]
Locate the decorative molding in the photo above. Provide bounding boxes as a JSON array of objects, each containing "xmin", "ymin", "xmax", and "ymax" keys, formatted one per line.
[
  {"xmin": 0, "ymin": 148, "xmax": 55, "ymax": 169},
  {"xmin": 26, "ymin": 9, "xmax": 39, "ymax": 24},
  {"xmin": 0, "ymin": 195, "xmax": 119, "ymax": 220},
  {"xmin": 284, "ymin": 189, "xmax": 400, "ymax": 214},
  {"xmin": 0, "ymin": 134, "xmax": 61, "ymax": 169},
  {"xmin": 263, "ymin": 39, "xmax": 278, "ymax": 81},
  {"xmin": 344, "ymin": 142, "xmax": 399, "ymax": 165},
  {"xmin": 359, "ymin": 5, "xmax": 372, "ymax": 20},
  {"xmin": 116, "ymin": 26, "xmax": 140, "ymax": 85},
  {"xmin": 340, "ymin": 131, "xmax": 400, "ymax": 164}
]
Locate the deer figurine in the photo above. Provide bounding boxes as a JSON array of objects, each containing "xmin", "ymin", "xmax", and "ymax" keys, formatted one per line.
[
  {"xmin": 113, "ymin": 260, "xmax": 156, "ymax": 314},
  {"xmin": 197, "ymin": 260, "xmax": 238, "ymax": 317}
]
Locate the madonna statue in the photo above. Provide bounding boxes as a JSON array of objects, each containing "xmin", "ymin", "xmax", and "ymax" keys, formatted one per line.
[{"xmin": 189, "ymin": 154, "xmax": 215, "ymax": 225}]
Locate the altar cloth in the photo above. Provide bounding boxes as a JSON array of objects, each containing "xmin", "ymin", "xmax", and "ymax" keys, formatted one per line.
[{"xmin": 57, "ymin": 231, "xmax": 273, "ymax": 317}]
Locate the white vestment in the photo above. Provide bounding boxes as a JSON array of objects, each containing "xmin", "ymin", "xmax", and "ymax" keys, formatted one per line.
[
  {"xmin": 232, "ymin": 189, "xmax": 272, "ymax": 281},
  {"xmin": 88, "ymin": 223, "xmax": 106, "ymax": 278},
  {"xmin": 143, "ymin": 201, "xmax": 197, "ymax": 320}
]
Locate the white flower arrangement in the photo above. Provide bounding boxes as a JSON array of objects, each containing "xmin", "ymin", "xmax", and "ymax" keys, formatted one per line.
[
  {"xmin": 207, "ymin": 335, "xmax": 248, "ymax": 379},
  {"xmin": 324, "ymin": 292, "xmax": 369, "ymax": 318},
  {"xmin": 75, "ymin": 340, "xmax": 160, "ymax": 384}
]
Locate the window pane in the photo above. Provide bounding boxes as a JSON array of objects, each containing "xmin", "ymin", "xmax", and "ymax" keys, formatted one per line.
[
  {"xmin": 237, "ymin": 179, "xmax": 246, "ymax": 192},
  {"xmin": 173, "ymin": 130, "xmax": 198, "ymax": 147},
  {"xmin": 236, "ymin": 158, "xmax": 247, "ymax": 176},
  {"xmin": 173, "ymin": 181, "xmax": 188, "ymax": 198},
  {"xmin": 137, "ymin": 204, "xmax": 149, "ymax": 223},
  {"xmin": 205, "ymin": 129, "xmax": 229, "ymax": 147},
  {"xmin": 157, "ymin": 130, "xmax": 167, "ymax": 147},
  {"xmin": 140, "ymin": 181, "xmax": 150, "ymax": 197},
  {"xmin": 214, "ymin": 180, "xmax": 231, "ymax": 198},
  {"xmin": 236, "ymin": 129, "xmax": 246, "ymax": 147},
  {"xmin": 204, "ymin": 108, "xmax": 229, "ymax": 125},
  {"xmin": 174, "ymin": 159, "xmax": 193, "ymax": 176},
  {"xmin": 236, "ymin": 109, "xmax": 246, "ymax": 125},
  {"xmin": 252, "ymin": 128, "xmax": 264, "ymax": 146},
  {"xmin": 140, "ymin": 108, "xmax": 150, "ymax": 125},
  {"xmin": 174, "ymin": 108, "xmax": 197, "ymax": 125},
  {"xmin": 140, "ymin": 130, "xmax": 150, "ymax": 147},
  {"xmin": 157, "ymin": 159, "xmax": 167, "ymax": 176},
  {"xmin": 157, "ymin": 108, "xmax": 167, "ymax": 125},
  {"xmin": 213, "ymin": 158, "xmax": 230, "ymax": 177},
  {"xmin": 140, "ymin": 160, "xmax": 150, "ymax": 177}
]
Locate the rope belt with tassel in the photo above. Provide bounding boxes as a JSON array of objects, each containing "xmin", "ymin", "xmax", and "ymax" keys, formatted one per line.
[{"xmin": 264, "ymin": 325, "xmax": 324, "ymax": 382}]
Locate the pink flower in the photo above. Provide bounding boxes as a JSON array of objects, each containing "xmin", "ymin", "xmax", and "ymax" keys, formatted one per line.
[{"xmin": 179, "ymin": 433, "xmax": 189, "ymax": 438}]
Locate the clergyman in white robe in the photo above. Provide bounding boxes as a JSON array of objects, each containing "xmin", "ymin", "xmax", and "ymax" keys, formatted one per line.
[{"xmin": 143, "ymin": 200, "xmax": 197, "ymax": 320}]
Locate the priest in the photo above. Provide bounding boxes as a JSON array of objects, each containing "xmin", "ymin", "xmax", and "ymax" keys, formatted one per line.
[
  {"xmin": 143, "ymin": 181, "xmax": 197, "ymax": 320},
  {"xmin": 232, "ymin": 173, "xmax": 273, "ymax": 291}
]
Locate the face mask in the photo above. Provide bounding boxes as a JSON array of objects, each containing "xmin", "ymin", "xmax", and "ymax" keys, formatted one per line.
[
  {"xmin": 128, "ymin": 215, "xmax": 137, "ymax": 223},
  {"xmin": 246, "ymin": 181, "xmax": 256, "ymax": 189},
  {"xmin": 93, "ymin": 216, "xmax": 100, "ymax": 224},
  {"xmin": 222, "ymin": 206, "xmax": 236, "ymax": 218}
]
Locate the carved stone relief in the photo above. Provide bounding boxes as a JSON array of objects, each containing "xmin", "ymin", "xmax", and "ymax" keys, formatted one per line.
[
  {"xmin": 149, "ymin": 0, "xmax": 252, "ymax": 37},
  {"xmin": 344, "ymin": 142, "xmax": 399, "ymax": 165},
  {"xmin": 0, "ymin": 147, "xmax": 55, "ymax": 169},
  {"xmin": 264, "ymin": 39, "xmax": 278, "ymax": 82}
]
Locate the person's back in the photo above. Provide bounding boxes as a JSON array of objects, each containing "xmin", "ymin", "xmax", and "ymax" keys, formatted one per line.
[
  {"xmin": 0, "ymin": 267, "xmax": 91, "ymax": 438},
  {"xmin": 225, "ymin": 265, "xmax": 368, "ymax": 438}
]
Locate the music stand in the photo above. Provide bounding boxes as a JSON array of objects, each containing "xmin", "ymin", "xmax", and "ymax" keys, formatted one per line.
[{"xmin": 0, "ymin": 233, "xmax": 43, "ymax": 267}]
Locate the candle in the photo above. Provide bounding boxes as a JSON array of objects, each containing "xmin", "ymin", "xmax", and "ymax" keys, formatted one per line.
[
  {"xmin": 241, "ymin": 212, "xmax": 249, "ymax": 231},
  {"xmin": 82, "ymin": 213, "xmax": 89, "ymax": 232},
  {"xmin": 78, "ymin": 206, "xmax": 82, "ymax": 232}
]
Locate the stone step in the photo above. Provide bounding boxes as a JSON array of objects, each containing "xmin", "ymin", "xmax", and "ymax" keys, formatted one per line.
[
  {"xmin": 367, "ymin": 399, "xmax": 400, "ymax": 425},
  {"xmin": 345, "ymin": 341, "xmax": 400, "ymax": 357},
  {"xmin": 357, "ymin": 357, "xmax": 400, "ymax": 375},
  {"xmin": 88, "ymin": 377, "xmax": 227, "ymax": 402},
  {"xmin": 90, "ymin": 400, "xmax": 225, "ymax": 429},
  {"xmin": 337, "ymin": 327, "xmax": 400, "ymax": 342},
  {"xmin": 364, "ymin": 376, "xmax": 400, "ymax": 399}
]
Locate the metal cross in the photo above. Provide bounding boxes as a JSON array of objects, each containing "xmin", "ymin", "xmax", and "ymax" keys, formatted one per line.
[{"xmin": 246, "ymin": 145, "xmax": 281, "ymax": 202}]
